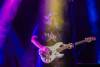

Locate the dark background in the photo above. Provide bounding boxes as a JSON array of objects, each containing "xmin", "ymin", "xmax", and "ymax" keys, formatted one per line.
[{"xmin": 0, "ymin": 0, "xmax": 100, "ymax": 67}]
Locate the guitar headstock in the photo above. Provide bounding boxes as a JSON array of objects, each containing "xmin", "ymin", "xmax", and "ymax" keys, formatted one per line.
[{"xmin": 84, "ymin": 36, "xmax": 96, "ymax": 43}]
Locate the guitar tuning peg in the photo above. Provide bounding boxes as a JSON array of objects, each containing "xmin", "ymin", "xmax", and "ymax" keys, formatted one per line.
[{"xmin": 84, "ymin": 36, "xmax": 96, "ymax": 43}]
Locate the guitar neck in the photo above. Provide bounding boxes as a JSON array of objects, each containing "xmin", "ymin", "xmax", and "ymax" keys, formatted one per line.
[
  {"xmin": 57, "ymin": 40, "xmax": 86, "ymax": 52},
  {"xmin": 74, "ymin": 40, "xmax": 86, "ymax": 46}
]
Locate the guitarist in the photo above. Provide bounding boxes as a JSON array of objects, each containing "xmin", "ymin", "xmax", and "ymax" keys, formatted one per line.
[{"xmin": 31, "ymin": 13, "xmax": 73, "ymax": 67}]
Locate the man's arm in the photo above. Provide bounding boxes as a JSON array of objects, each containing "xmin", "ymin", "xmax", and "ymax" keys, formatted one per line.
[
  {"xmin": 31, "ymin": 36, "xmax": 44, "ymax": 49},
  {"xmin": 31, "ymin": 35, "xmax": 51, "ymax": 58},
  {"xmin": 31, "ymin": 35, "xmax": 50, "ymax": 53}
]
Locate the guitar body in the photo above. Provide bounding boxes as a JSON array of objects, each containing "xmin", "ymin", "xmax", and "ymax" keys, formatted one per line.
[{"xmin": 39, "ymin": 42, "xmax": 64, "ymax": 63}]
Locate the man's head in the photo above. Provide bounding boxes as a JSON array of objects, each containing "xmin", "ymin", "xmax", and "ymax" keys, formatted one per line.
[{"xmin": 44, "ymin": 12, "xmax": 58, "ymax": 25}]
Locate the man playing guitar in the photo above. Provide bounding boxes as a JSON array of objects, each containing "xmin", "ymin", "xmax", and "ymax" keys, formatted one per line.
[
  {"xmin": 31, "ymin": 12, "xmax": 74, "ymax": 67},
  {"xmin": 31, "ymin": 12, "xmax": 96, "ymax": 67}
]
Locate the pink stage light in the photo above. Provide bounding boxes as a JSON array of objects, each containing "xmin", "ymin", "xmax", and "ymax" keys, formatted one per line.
[{"xmin": 0, "ymin": 0, "xmax": 21, "ymax": 47}]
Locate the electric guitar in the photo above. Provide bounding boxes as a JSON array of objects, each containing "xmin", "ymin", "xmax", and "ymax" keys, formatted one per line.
[{"xmin": 39, "ymin": 37, "xmax": 96, "ymax": 63}]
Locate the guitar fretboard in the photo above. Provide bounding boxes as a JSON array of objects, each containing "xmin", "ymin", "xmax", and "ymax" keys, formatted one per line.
[{"xmin": 74, "ymin": 40, "xmax": 86, "ymax": 46}]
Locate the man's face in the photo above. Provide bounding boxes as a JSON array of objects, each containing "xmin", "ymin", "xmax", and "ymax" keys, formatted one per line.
[{"xmin": 44, "ymin": 13, "xmax": 53, "ymax": 25}]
